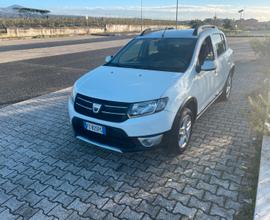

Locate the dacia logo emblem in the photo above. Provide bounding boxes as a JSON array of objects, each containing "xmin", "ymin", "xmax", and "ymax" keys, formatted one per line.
[{"xmin": 93, "ymin": 103, "xmax": 102, "ymax": 113}]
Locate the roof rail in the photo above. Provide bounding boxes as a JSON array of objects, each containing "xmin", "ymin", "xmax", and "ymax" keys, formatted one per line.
[
  {"xmin": 140, "ymin": 27, "xmax": 175, "ymax": 36},
  {"xmin": 193, "ymin": 25, "xmax": 217, "ymax": 36}
]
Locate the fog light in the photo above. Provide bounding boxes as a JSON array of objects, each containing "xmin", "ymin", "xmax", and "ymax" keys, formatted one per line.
[{"xmin": 138, "ymin": 134, "xmax": 163, "ymax": 148}]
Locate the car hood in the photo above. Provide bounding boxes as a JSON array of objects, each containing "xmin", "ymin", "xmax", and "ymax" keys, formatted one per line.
[{"xmin": 75, "ymin": 66, "xmax": 182, "ymax": 102}]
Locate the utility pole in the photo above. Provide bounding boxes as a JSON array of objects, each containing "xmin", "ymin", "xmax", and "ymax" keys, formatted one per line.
[
  {"xmin": 140, "ymin": 0, "xmax": 143, "ymax": 31},
  {"xmin": 176, "ymin": 0, "xmax": 179, "ymax": 29}
]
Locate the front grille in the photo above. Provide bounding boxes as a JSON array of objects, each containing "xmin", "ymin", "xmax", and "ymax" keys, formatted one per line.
[{"xmin": 74, "ymin": 93, "xmax": 130, "ymax": 122}]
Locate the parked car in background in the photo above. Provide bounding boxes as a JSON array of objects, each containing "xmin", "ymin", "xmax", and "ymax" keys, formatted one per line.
[{"xmin": 69, "ymin": 25, "xmax": 235, "ymax": 154}]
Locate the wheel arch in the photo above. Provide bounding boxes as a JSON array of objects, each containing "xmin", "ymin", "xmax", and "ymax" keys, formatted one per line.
[
  {"xmin": 230, "ymin": 64, "xmax": 235, "ymax": 77},
  {"xmin": 177, "ymin": 96, "xmax": 198, "ymax": 121}
]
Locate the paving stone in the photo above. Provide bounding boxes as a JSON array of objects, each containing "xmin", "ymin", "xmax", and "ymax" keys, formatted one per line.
[
  {"xmin": 197, "ymin": 180, "xmax": 217, "ymax": 194},
  {"xmin": 88, "ymin": 182, "xmax": 108, "ymax": 196},
  {"xmin": 173, "ymin": 202, "xmax": 197, "ymax": 218},
  {"xmin": 14, "ymin": 203, "xmax": 39, "ymax": 219},
  {"xmin": 40, "ymin": 186, "xmax": 61, "ymax": 199},
  {"xmin": 66, "ymin": 211, "xmax": 89, "ymax": 220},
  {"xmin": 217, "ymin": 187, "xmax": 238, "ymax": 201},
  {"xmin": 210, "ymin": 176, "xmax": 230, "ymax": 189},
  {"xmin": 48, "ymin": 204, "xmax": 73, "ymax": 219},
  {"xmin": 203, "ymin": 191, "xmax": 225, "ymax": 207},
  {"xmin": 210, "ymin": 204, "xmax": 235, "ymax": 219},
  {"xmin": 86, "ymin": 192, "xmax": 109, "ymax": 209},
  {"xmin": 153, "ymin": 195, "xmax": 176, "ymax": 211},
  {"xmin": 168, "ymin": 189, "xmax": 191, "ymax": 205},
  {"xmin": 57, "ymin": 181, "xmax": 78, "ymax": 195},
  {"xmin": 156, "ymin": 208, "xmax": 183, "ymax": 220},
  {"xmin": 29, "ymin": 210, "xmax": 54, "ymax": 220},
  {"xmin": 103, "ymin": 212, "xmax": 119, "ymax": 220},
  {"xmin": 67, "ymin": 198, "xmax": 90, "ymax": 215},
  {"xmin": 34, "ymin": 198, "xmax": 58, "ymax": 214},
  {"xmin": 225, "ymin": 198, "xmax": 242, "ymax": 211},
  {"xmin": 9, "ymin": 185, "xmax": 29, "ymax": 200},
  {"xmin": 189, "ymin": 196, "xmax": 211, "ymax": 213},
  {"xmin": 23, "ymin": 191, "xmax": 43, "ymax": 207},
  {"xmin": 74, "ymin": 177, "xmax": 93, "ymax": 189},
  {"xmin": 195, "ymin": 210, "xmax": 221, "ymax": 220},
  {"xmin": 0, "ymin": 208, "xmax": 20, "ymax": 220},
  {"xmin": 1, "ymin": 180, "xmax": 18, "ymax": 193},
  {"xmin": 120, "ymin": 206, "xmax": 144, "ymax": 220},
  {"xmin": 136, "ymin": 200, "xmax": 161, "ymax": 218},
  {"xmin": 2, "ymin": 196, "xmax": 25, "ymax": 212},
  {"xmin": 53, "ymin": 192, "xmax": 75, "ymax": 208},
  {"xmin": 28, "ymin": 181, "xmax": 48, "ymax": 194},
  {"xmin": 183, "ymin": 185, "xmax": 204, "ymax": 199},
  {"xmin": 102, "ymin": 199, "xmax": 125, "ymax": 217},
  {"xmin": 45, "ymin": 176, "xmax": 65, "ymax": 188},
  {"xmin": 61, "ymin": 172, "xmax": 80, "ymax": 184},
  {"xmin": 83, "ymin": 203, "xmax": 108, "ymax": 219}
]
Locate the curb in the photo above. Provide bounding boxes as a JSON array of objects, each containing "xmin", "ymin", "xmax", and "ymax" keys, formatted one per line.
[{"xmin": 254, "ymin": 92, "xmax": 270, "ymax": 220}]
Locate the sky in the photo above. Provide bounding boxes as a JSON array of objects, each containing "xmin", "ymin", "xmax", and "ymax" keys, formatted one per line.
[{"xmin": 1, "ymin": 0, "xmax": 270, "ymax": 21}]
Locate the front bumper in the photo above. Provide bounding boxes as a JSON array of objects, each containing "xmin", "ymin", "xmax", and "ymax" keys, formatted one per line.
[
  {"xmin": 72, "ymin": 117, "xmax": 166, "ymax": 152},
  {"xmin": 68, "ymin": 98, "xmax": 175, "ymax": 152}
]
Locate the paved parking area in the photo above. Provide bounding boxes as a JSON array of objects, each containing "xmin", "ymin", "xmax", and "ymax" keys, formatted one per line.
[{"xmin": 0, "ymin": 39, "xmax": 265, "ymax": 220}]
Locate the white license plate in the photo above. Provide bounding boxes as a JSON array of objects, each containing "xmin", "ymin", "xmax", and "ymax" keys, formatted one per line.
[{"xmin": 83, "ymin": 121, "xmax": 106, "ymax": 135}]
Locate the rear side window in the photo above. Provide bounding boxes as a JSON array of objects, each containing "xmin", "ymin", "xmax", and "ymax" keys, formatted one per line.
[{"xmin": 212, "ymin": 34, "xmax": 226, "ymax": 57}]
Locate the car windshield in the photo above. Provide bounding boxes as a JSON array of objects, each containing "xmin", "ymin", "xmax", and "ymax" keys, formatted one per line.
[{"xmin": 106, "ymin": 37, "xmax": 197, "ymax": 72}]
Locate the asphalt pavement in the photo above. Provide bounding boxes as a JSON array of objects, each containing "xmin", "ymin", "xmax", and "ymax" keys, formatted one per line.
[{"xmin": 0, "ymin": 35, "xmax": 126, "ymax": 107}]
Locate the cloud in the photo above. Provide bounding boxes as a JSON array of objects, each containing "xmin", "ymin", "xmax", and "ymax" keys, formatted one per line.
[{"xmin": 51, "ymin": 4, "xmax": 270, "ymax": 21}]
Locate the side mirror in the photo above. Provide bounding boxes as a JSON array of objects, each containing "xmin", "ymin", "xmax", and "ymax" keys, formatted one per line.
[
  {"xmin": 105, "ymin": 56, "xmax": 113, "ymax": 63},
  {"xmin": 201, "ymin": 60, "xmax": 217, "ymax": 71}
]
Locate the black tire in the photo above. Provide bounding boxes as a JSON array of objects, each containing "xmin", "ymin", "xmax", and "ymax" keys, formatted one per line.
[
  {"xmin": 164, "ymin": 108, "xmax": 194, "ymax": 154},
  {"xmin": 220, "ymin": 73, "xmax": 233, "ymax": 101}
]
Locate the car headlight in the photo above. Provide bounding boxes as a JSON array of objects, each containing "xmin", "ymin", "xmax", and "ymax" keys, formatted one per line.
[
  {"xmin": 71, "ymin": 86, "xmax": 77, "ymax": 103},
  {"xmin": 128, "ymin": 97, "xmax": 168, "ymax": 118}
]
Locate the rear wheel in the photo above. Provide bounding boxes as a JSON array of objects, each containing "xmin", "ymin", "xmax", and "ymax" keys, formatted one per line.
[{"xmin": 165, "ymin": 108, "xmax": 194, "ymax": 154}]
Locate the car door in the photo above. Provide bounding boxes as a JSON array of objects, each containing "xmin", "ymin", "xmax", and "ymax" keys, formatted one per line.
[
  {"xmin": 211, "ymin": 33, "xmax": 228, "ymax": 93},
  {"xmin": 193, "ymin": 36, "xmax": 217, "ymax": 112}
]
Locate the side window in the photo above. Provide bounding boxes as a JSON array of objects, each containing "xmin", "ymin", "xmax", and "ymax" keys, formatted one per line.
[
  {"xmin": 198, "ymin": 36, "xmax": 215, "ymax": 66},
  {"xmin": 220, "ymin": 34, "xmax": 227, "ymax": 52},
  {"xmin": 212, "ymin": 34, "xmax": 226, "ymax": 57}
]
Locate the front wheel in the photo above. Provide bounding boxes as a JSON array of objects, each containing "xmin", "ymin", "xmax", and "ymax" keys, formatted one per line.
[{"xmin": 164, "ymin": 108, "xmax": 194, "ymax": 154}]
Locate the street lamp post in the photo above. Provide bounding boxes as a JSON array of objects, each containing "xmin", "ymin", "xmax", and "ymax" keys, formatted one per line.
[
  {"xmin": 140, "ymin": 0, "xmax": 143, "ymax": 31},
  {"xmin": 176, "ymin": 0, "xmax": 179, "ymax": 29}
]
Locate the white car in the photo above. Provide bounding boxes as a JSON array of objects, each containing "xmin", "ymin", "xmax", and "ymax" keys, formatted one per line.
[{"xmin": 69, "ymin": 25, "xmax": 235, "ymax": 154}]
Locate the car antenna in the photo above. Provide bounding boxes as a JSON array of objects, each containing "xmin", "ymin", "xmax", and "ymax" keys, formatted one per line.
[
  {"xmin": 162, "ymin": 27, "xmax": 174, "ymax": 38},
  {"xmin": 162, "ymin": 29, "xmax": 166, "ymax": 38}
]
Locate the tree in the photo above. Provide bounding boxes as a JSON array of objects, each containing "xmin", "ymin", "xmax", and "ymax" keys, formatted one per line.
[
  {"xmin": 223, "ymin": 19, "xmax": 234, "ymax": 30},
  {"xmin": 189, "ymin": 20, "xmax": 204, "ymax": 29}
]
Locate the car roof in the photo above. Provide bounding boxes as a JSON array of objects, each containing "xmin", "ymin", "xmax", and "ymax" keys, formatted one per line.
[{"xmin": 137, "ymin": 27, "xmax": 222, "ymax": 39}]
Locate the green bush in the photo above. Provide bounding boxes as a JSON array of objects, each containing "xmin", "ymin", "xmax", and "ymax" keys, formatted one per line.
[
  {"xmin": 249, "ymin": 94, "xmax": 270, "ymax": 135},
  {"xmin": 249, "ymin": 39, "xmax": 270, "ymax": 135}
]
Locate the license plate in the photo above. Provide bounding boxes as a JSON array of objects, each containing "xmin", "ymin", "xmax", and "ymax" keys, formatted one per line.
[{"xmin": 83, "ymin": 121, "xmax": 106, "ymax": 135}]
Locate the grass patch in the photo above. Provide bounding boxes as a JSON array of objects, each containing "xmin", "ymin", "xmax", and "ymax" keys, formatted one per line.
[
  {"xmin": 235, "ymin": 39, "xmax": 270, "ymax": 219},
  {"xmin": 235, "ymin": 137, "xmax": 262, "ymax": 220}
]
